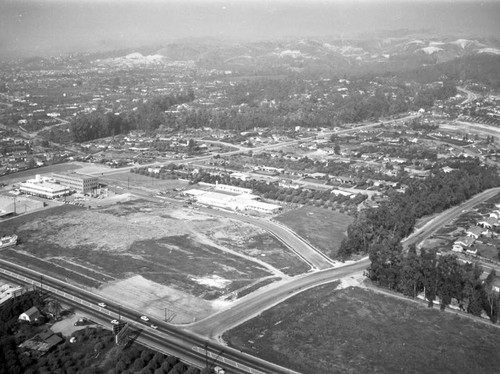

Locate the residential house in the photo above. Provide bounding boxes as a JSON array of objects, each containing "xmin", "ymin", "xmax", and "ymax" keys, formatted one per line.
[
  {"xmin": 477, "ymin": 217, "xmax": 499, "ymax": 229},
  {"xmin": 489, "ymin": 209, "xmax": 500, "ymax": 219},
  {"xmin": 452, "ymin": 236, "xmax": 475, "ymax": 252},
  {"xmin": 465, "ymin": 226, "xmax": 487, "ymax": 239},
  {"xmin": 18, "ymin": 329, "xmax": 63, "ymax": 356}
]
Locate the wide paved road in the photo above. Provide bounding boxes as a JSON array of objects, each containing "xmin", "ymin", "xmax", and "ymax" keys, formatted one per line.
[
  {"xmin": 402, "ymin": 187, "xmax": 500, "ymax": 248},
  {"xmin": 187, "ymin": 258, "xmax": 369, "ymax": 338}
]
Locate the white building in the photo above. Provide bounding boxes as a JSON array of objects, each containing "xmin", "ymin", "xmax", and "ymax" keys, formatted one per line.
[
  {"xmin": 0, "ymin": 284, "xmax": 23, "ymax": 306},
  {"xmin": 20, "ymin": 175, "xmax": 70, "ymax": 199},
  {"xmin": 52, "ymin": 172, "xmax": 98, "ymax": 194},
  {"xmin": 230, "ymin": 172, "xmax": 251, "ymax": 181},
  {"xmin": 184, "ymin": 188, "xmax": 282, "ymax": 214},
  {"xmin": 19, "ymin": 306, "xmax": 41, "ymax": 323}
]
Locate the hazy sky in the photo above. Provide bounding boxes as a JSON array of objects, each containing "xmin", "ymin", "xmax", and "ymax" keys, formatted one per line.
[{"xmin": 1, "ymin": 0, "xmax": 499, "ymax": 59}]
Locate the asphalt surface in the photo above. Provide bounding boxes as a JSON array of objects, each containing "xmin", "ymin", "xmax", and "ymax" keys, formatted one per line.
[{"xmin": 187, "ymin": 258, "xmax": 369, "ymax": 338}]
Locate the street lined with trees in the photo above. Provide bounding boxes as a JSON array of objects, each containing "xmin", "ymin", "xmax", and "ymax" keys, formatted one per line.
[{"xmin": 339, "ymin": 159, "xmax": 500, "ymax": 321}]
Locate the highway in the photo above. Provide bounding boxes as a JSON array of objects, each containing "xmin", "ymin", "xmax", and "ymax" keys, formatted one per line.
[{"xmin": 0, "ymin": 259, "xmax": 301, "ymax": 374}]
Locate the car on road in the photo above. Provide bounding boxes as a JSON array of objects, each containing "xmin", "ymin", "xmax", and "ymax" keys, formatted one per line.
[
  {"xmin": 150, "ymin": 324, "xmax": 158, "ymax": 329},
  {"xmin": 140, "ymin": 315, "xmax": 149, "ymax": 322},
  {"xmin": 97, "ymin": 302, "xmax": 107, "ymax": 308},
  {"xmin": 110, "ymin": 319, "xmax": 120, "ymax": 325},
  {"xmin": 74, "ymin": 317, "xmax": 88, "ymax": 326},
  {"xmin": 213, "ymin": 366, "xmax": 225, "ymax": 374}
]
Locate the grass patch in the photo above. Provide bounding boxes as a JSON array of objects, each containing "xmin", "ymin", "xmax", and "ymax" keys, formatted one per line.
[
  {"xmin": 477, "ymin": 243, "xmax": 499, "ymax": 261},
  {"xmin": 275, "ymin": 206, "xmax": 353, "ymax": 258},
  {"xmin": 105, "ymin": 171, "xmax": 189, "ymax": 190},
  {"xmin": 224, "ymin": 284, "xmax": 500, "ymax": 374}
]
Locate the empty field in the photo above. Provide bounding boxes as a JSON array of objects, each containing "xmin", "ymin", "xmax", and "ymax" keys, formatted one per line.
[
  {"xmin": 2, "ymin": 196, "xmax": 309, "ymax": 322},
  {"xmin": 103, "ymin": 171, "xmax": 190, "ymax": 191},
  {"xmin": 275, "ymin": 206, "xmax": 353, "ymax": 258},
  {"xmin": 224, "ymin": 284, "xmax": 500, "ymax": 374}
]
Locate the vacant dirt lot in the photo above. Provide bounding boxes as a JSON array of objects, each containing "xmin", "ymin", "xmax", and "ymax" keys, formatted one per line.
[{"xmin": 6, "ymin": 195, "xmax": 308, "ymax": 323}]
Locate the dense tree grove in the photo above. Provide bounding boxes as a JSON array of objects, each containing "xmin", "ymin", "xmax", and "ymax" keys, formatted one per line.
[
  {"xmin": 339, "ymin": 159, "xmax": 500, "ymax": 319},
  {"xmin": 339, "ymin": 159, "xmax": 500, "ymax": 258},
  {"xmin": 70, "ymin": 91, "xmax": 195, "ymax": 142},
  {"xmin": 68, "ymin": 75, "xmax": 458, "ymax": 143},
  {"xmin": 369, "ymin": 247, "xmax": 500, "ymax": 322}
]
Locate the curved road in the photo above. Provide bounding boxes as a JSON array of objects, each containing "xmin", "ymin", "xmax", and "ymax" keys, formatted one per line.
[
  {"xmin": 402, "ymin": 187, "xmax": 500, "ymax": 248},
  {"xmin": 457, "ymin": 87, "xmax": 479, "ymax": 105},
  {"xmin": 187, "ymin": 187, "xmax": 500, "ymax": 339},
  {"xmin": 203, "ymin": 208, "xmax": 335, "ymax": 270},
  {"xmin": 187, "ymin": 258, "xmax": 370, "ymax": 339}
]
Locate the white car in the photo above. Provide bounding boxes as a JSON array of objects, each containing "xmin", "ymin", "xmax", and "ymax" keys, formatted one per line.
[
  {"xmin": 140, "ymin": 315, "xmax": 149, "ymax": 322},
  {"xmin": 110, "ymin": 319, "xmax": 119, "ymax": 325},
  {"xmin": 150, "ymin": 324, "xmax": 158, "ymax": 329},
  {"xmin": 213, "ymin": 366, "xmax": 225, "ymax": 374},
  {"xmin": 97, "ymin": 302, "xmax": 107, "ymax": 308}
]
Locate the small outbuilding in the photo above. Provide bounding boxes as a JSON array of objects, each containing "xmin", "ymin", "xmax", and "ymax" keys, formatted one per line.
[{"xmin": 19, "ymin": 306, "xmax": 42, "ymax": 323}]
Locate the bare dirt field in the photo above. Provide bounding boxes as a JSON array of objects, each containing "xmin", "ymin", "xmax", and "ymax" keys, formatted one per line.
[{"xmin": 3, "ymin": 194, "xmax": 309, "ymax": 323}]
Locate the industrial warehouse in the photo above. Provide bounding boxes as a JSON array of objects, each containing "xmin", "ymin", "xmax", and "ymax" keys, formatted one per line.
[{"xmin": 184, "ymin": 183, "xmax": 282, "ymax": 214}]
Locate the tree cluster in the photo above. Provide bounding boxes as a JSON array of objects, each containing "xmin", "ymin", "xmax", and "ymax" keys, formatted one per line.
[
  {"xmin": 339, "ymin": 159, "xmax": 500, "ymax": 258},
  {"xmin": 70, "ymin": 92, "xmax": 195, "ymax": 143},
  {"xmin": 369, "ymin": 247, "xmax": 500, "ymax": 322},
  {"xmin": 338, "ymin": 159, "xmax": 500, "ymax": 320},
  {"xmin": 109, "ymin": 346, "xmax": 201, "ymax": 374}
]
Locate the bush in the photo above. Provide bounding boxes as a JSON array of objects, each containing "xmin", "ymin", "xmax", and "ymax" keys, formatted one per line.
[{"xmin": 133, "ymin": 358, "xmax": 146, "ymax": 371}]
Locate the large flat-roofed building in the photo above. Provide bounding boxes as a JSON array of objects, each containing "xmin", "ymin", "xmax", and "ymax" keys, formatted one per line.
[
  {"xmin": 52, "ymin": 172, "xmax": 98, "ymax": 194},
  {"xmin": 184, "ymin": 188, "xmax": 282, "ymax": 214},
  {"xmin": 19, "ymin": 175, "xmax": 70, "ymax": 199}
]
